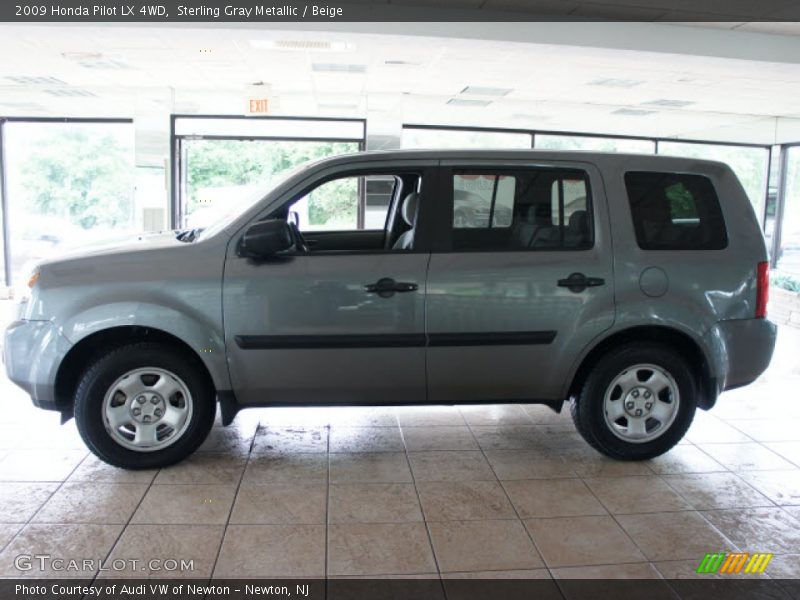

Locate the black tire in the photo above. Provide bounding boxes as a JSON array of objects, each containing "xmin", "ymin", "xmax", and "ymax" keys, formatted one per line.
[
  {"xmin": 570, "ymin": 342, "xmax": 697, "ymax": 460},
  {"xmin": 74, "ymin": 342, "xmax": 216, "ymax": 469}
]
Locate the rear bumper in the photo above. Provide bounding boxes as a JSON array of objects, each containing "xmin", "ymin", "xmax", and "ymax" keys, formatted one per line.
[
  {"xmin": 3, "ymin": 319, "xmax": 71, "ymax": 411},
  {"xmin": 705, "ymin": 318, "xmax": 777, "ymax": 391}
]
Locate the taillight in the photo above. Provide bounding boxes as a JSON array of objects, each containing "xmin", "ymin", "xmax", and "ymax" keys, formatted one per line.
[{"xmin": 755, "ymin": 261, "xmax": 769, "ymax": 319}]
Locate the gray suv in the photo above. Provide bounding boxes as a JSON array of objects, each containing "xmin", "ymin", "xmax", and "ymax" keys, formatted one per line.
[{"xmin": 4, "ymin": 150, "xmax": 776, "ymax": 468}]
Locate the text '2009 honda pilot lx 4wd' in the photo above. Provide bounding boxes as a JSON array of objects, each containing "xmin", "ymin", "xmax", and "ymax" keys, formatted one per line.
[{"xmin": 5, "ymin": 150, "xmax": 776, "ymax": 469}]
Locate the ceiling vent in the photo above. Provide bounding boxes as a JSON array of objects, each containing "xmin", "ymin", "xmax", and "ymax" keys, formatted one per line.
[
  {"xmin": 642, "ymin": 99, "xmax": 694, "ymax": 108},
  {"xmin": 5, "ymin": 75, "xmax": 67, "ymax": 85},
  {"xmin": 461, "ymin": 86, "xmax": 512, "ymax": 97},
  {"xmin": 589, "ymin": 78, "xmax": 644, "ymax": 88},
  {"xmin": 312, "ymin": 63, "xmax": 366, "ymax": 74},
  {"xmin": 252, "ymin": 40, "xmax": 355, "ymax": 52},
  {"xmin": 612, "ymin": 108, "xmax": 656, "ymax": 116},
  {"xmin": 447, "ymin": 98, "xmax": 491, "ymax": 107},
  {"xmin": 44, "ymin": 88, "xmax": 97, "ymax": 97}
]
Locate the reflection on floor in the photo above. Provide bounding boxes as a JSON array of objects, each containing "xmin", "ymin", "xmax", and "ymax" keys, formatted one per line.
[{"xmin": 0, "ymin": 326, "xmax": 798, "ymax": 584}]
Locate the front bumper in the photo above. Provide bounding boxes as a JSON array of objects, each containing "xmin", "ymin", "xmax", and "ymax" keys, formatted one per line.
[
  {"xmin": 705, "ymin": 318, "xmax": 778, "ymax": 392},
  {"xmin": 4, "ymin": 319, "xmax": 72, "ymax": 411}
]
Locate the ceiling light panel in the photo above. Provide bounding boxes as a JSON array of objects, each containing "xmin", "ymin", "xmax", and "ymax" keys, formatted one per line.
[
  {"xmin": 447, "ymin": 98, "xmax": 492, "ymax": 107},
  {"xmin": 5, "ymin": 75, "xmax": 67, "ymax": 85},
  {"xmin": 612, "ymin": 108, "xmax": 657, "ymax": 116},
  {"xmin": 589, "ymin": 78, "xmax": 645, "ymax": 88},
  {"xmin": 642, "ymin": 99, "xmax": 695, "ymax": 108},
  {"xmin": 461, "ymin": 86, "xmax": 512, "ymax": 97},
  {"xmin": 311, "ymin": 63, "xmax": 366, "ymax": 73}
]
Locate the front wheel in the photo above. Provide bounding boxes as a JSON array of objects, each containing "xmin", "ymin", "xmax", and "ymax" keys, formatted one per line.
[
  {"xmin": 74, "ymin": 342, "xmax": 215, "ymax": 469},
  {"xmin": 571, "ymin": 343, "xmax": 697, "ymax": 460}
]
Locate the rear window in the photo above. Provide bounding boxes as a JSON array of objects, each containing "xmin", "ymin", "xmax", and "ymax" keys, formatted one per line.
[{"xmin": 624, "ymin": 171, "xmax": 728, "ymax": 250}]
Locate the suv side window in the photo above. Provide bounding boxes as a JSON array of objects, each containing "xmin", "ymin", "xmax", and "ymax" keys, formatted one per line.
[
  {"xmin": 625, "ymin": 171, "xmax": 728, "ymax": 250},
  {"xmin": 451, "ymin": 169, "xmax": 592, "ymax": 251}
]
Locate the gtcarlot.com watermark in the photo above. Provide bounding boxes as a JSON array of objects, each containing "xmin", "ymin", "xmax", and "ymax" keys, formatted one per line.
[{"xmin": 14, "ymin": 553, "xmax": 195, "ymax": 573}]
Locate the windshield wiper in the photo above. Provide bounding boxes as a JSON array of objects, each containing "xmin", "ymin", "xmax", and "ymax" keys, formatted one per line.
[{"xmin": 176, "ymin": 227, "xmax": 203, "ymax": 242}]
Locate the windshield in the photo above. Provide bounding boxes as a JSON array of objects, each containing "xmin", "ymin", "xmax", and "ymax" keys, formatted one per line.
[{"xmin": 192, "ymin": 164, "xmax": 308, "ymax": 241}]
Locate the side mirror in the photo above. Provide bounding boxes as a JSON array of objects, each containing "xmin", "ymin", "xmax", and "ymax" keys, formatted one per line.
[{"xmin": 238, "ymin": 219, "xmax": 293, "ymax": 259}]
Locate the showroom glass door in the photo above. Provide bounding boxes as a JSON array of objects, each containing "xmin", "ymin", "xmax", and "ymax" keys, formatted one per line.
[
  {"xmin": 172, "ymin": 116, "xmax": 365, "ymax": 229},
  {"xmin": 1, "ymin": 119, "xmax": 135, "ymax": 285}
]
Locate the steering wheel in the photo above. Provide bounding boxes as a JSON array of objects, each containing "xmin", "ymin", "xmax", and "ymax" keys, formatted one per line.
[{"xmin": 288, "ymin": 221, "xmax": 309, "ymax": 253}]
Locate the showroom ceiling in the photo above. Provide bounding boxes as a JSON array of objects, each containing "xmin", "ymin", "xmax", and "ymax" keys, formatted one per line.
[{"xmin": 1, "ymin": 19, "xmax": 800, "ymax": 145}]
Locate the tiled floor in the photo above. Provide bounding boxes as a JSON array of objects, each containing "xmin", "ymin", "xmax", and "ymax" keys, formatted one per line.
[{"xmin": 0, "ymin": 325, "xmax": 798, "ymax": 585}]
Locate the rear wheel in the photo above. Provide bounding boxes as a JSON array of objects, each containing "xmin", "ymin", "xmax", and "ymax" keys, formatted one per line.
[
  {"xmin": 571, "ymin": 343, "xmax": 697, "ymax": 460},
  {"xmin": 74, "ymin": 342, "xmax": 215, "ymax": 469}
]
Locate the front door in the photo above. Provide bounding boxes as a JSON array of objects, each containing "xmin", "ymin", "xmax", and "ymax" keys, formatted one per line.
[
  {"xmin": 425, "ymin": 160, "xmax": 615, "ymax": 403},
  {"xmin": 223, "ymin": 163, "xmax": 434, "ymax": 406}
]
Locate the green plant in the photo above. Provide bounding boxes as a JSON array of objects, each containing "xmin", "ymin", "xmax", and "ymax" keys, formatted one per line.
[{"xmin": 773, "ymin": 273, "xmax": 800, "ymax": 293}]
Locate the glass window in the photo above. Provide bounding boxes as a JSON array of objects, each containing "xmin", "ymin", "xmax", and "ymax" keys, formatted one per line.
[
  {"xmin": 625, "ymin": 172, "xmax": 728, "ymax": 251},
  {"xmin": 289, "ymin": 174, "xmax": 393, "ymax": 232},
  {"xmin": 536, "ymin": 134, "xmax": 655, "ymax": 154},
  {"xmin": 657, "ymin": 142, "xmax": 768, "ymax": 212},
  {"xmin": 3, "ymin": 121, "xmax": 135, "ymax": 285},
  {"xmin": 778, "ymin": 147, "xmax": 800, "ymax": 276},
  {"xmin": 402, "ymin": 127, "xmax": 532, "ymax": 149},
  {"xmin": 182, "ymin": 139, "xmax": 360, "ymax": 228},
  {"xmin": 451, "ymin": 169, "xmax": 592, "ymax": 251}
]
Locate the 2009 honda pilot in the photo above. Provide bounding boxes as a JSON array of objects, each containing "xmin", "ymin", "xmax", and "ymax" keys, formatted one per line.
[{"xmin": 4, "ymin": 150, "xmax": 777, "ymax": 468}]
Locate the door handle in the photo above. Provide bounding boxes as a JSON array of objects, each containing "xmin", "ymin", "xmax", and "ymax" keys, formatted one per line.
[
  {"xmin": 364, "ymin": 277, "xmax": 419, "ymax": 298},
  {"xmin": 557, "ymin": 272, "xmax": 605, "ymax": 293}
]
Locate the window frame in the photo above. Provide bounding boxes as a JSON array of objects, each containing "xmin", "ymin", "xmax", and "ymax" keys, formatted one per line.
[
  {"xmin": 624, "ymin": 170, "xmax": 729, "ymax": 252},
  {"xmin": 437, "ymin": 165, "xmax": 595, "ymax": 253}
]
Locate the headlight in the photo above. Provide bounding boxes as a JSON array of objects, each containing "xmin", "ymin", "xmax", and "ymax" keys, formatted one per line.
[{"xmin": 14, "ymin": 267, "xmax": 40, "ymax": 305}]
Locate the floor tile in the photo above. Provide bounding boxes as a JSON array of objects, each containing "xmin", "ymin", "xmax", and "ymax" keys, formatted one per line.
[
  {"xmin": 428, "ymin": 519, "xmax": 543, "ymax": 572},
  {"xmin": 616, "ymin": 511, "xmax": 733, "ymax": 561},
  {"xmin": 459, "ymin": 405, "xmax": 533, "ymax": 427},
  {"xmin": 470, "ymin": 426, "xmax": 544, "ymax": 451},
  {"xmin": 484, "ymin": 450, "xmax": 575, "ymax": 480},
  {"xmin": 551, "ymin": 562, "xmax": 663, "ymax": 579},
  {"xmin": 0, "ymin": 523, "xmax": 22, "ymax": 551},
  {"xmin": 738, "ymin": 470, "xmax": 800, "ymax": 505},
  {"xmin": 329, "ymin": 426, "xmax": 405, "ymax": 453},
  {"xmin": 242, "ymin": 453, "xmax": 327, "ymax": 485},
  {"xmin": 32, "ymin": 482, "xmax": 148, "ymax": 524},
  {"xmin": 729, "ymin": 419, "xmax": 800, "ymax": 443},
  {"xmin": 702, "ymin": 507, "xmax": 800, "ymax": 554},
  {"xmin": 328, "ymin": 522, "xmax": 436, "ymax": 576},
  {"xmin": 328, "ymin": 407, "xmax": 398, "ymax": 428},
  {"xmin": 154, "ymin": 453, "xmax": 246, "ymax": 485},
  {"xmin": 662, "ymin": 473, "xmax": 773, "ymax": 509},
  {"xmin": 559, "ymin": 448, "xmax": 654, "ymax": 477},
  {"xmin": 0, "ymin": 523, "xmax": 123, "ymax": 577},
  {"xmin": 764, "ymin": 442, "xmax": 800, "ymax": 467},
  {"xmin": 329, "ymin": 452, "xmax": 412, "ymax": 483},
  {"xmin": 396, "ymin": 406, "xmax": 466, "ymax": 427},
  {"xmin": 229, "ymin": 483, "xmax": 326, "ymax": 524},
  {"xmin": 408, "ymin": 451, "xmax": 495, "ymax": 482},
  {"xmin": 699, "ymin": 443, "xmax": 796, "ymax": 472},
  {"xmin": 329, "ymin": 483, "xmax": 422, "ymax": 523},
  {"xmin": 0, "ymin": 449, "xmax": 87, "ymax": 482},
  {"xmin": 99, "ymin": 524, "xmax": 224, "ymax": 578},
  {"xmin": 252, "ymin": 426, "xmax": 328, "ymax": 454},
  {"xmin": 214, "ymin": 524, "xmax": 325, "ymax": 577},
  {"xmin": 583, "ymin": 476, "xmax": 692, "ymax": 514},
  {"xmin": 402, "ymin": 426, "xmax": 478, "ymax": 451},
  {"xmin": 0, "ymin": 482, "xmax": 59, "ymax": 523},
  {"xmin": 647, "ymin": 446, "xmax": 726, "ymax": 474},
  {"xmin": 442, "ymin": 568, "xmax": 551, "ymax": 578},
  {"xmin": 68, "ymin": 455, "xmax": 157, "ymax": 484},
  {"xmin": 417, "ymin": 481, "xmax": 516, "ymax": 521},
  {"xmin": 685, "ymin": 415, "xmax": 753, "ymax": 444},
  {"xmin": 768, "ymin": 554, "xmax": 800, "ymax": 578},
  {"xmin": 524, "ymin": 515, "xmax": 645, "ymax": 567},
  {"xmin": 198, "ymin": 426, "xmax": 255, "ymax": 455},
  {"xmin": 132, "ymin": 484, "xmax": 236, "ymax": 525},
  {"xmin": 504, "ymin": 479, "xmax": 607, "ymax": 518},
  {"xmin": 522, "ymin": 404, "xmax": 574, "ymax": 426}
]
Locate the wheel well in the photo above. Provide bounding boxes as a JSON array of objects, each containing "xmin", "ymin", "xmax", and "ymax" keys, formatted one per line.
[
  {"xmin": 567, "ymin": 326, "xmax": 716, "ymax": 410},
  {"xmin": 54, "ymin": 326, "xmax": 215, "ymax": 411}
]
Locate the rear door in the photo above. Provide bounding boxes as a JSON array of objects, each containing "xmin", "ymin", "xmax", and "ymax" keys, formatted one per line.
[{"xmin": 425, "ymin": 159, "xmax": 615, "ymax": 403}]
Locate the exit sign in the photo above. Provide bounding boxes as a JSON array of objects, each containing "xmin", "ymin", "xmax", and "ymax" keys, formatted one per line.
[{"xmin": 248, "ymin": 98, "xmax": 269, "ymax": 114}]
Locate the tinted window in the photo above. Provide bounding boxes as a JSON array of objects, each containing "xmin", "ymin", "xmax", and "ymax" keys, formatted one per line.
[
  {"xmin": 451, "ymin": 170, "xmax": 592, "ymax": 251},
  {"xmin": 625, "ymin": 172, "xmax": 727, "ymax": 250}
]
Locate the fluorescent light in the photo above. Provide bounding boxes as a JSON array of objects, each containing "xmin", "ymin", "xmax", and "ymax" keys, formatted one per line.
[
  {"xmin": 589, "ymin": 78, "xmax": 645, "ymax": 88},
  {"xmin": 447, "ymin": 98, "xmax": 491, "ymax": 107},
  {"xmin": 461, "ymin": 86, "xmax": 512, "ymax": 97},
  {"xmin": 5, "ymin": 76, "xmax": 67, "ymax": 85},
  {"xmin": 251, "ymin": 40, "xmax": 355, "ymax": 52},
  {"xmin": 312, "ymin": 63, "xmax": 366, "ymax": 74},
  {"xmin": 642, "ymin": 99, "xmax": 695, "ymax": 108},
  {"xmin": 612, "ymin": 108, "xmax": 657, "ymax": 116}
]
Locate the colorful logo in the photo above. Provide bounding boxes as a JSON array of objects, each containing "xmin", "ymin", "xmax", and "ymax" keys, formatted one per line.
[{"xmin": 696, "ymin": 552, "xmax": 773, "ymax": 574}]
